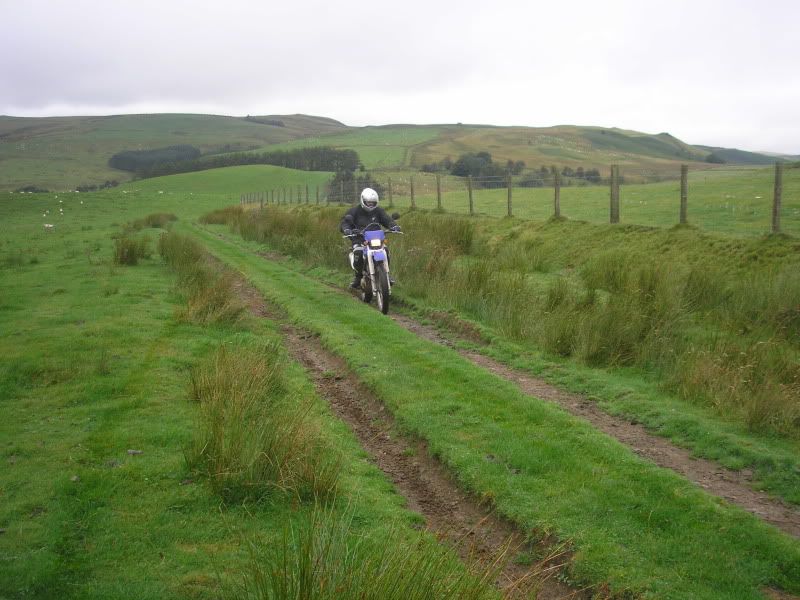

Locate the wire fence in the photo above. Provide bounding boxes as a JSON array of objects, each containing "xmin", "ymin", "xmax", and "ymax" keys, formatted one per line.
[{"xmin": 241, "ymin": 163, "xmax": 800, "ymax": 238}]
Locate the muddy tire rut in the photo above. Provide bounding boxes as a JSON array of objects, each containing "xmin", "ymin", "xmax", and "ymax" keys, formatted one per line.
[
  {"xmin": 285, "ymin": 327, "xmax": 586, "ymax": 599},
  {"xmin": 390, "ymin": 313, "xmax": 800, "ymax": 539},
  {"xmin": 229, "ymin": 269, "xmax": 586, "ymax": 598}
]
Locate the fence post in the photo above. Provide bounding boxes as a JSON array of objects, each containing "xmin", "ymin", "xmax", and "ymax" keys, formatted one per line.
[
  {"xmin": 467, "ymin": 176, "xmax": 474, "ymax": 215},
  {"xmin": 554, "ymin": 171, "xmax": 561, "ymax": 218},
  {"xmin": 410, "ymin": 176, "xmax": 416, "ymax": 210},
  {"xmin": 339, "ymin": 181, "xmax": 344, "ymax": 204},
  {"xmin": 388, "ymin": 177, "xmax": 394, "ymax": 208},
  {"xmin": 506, "ymin": 173, "xmax": 513, "ymax": 217},
  {"xmin": 680, "ymin": 164, "xmax": 688, "ymax": 225},
  {"xmin": 305, "ymin": 184, "xmax": 309, "ymax": 204},
  {"xmin": 772, "ymin": 162, "xmax": 783, "ymax": 234},
  {"xmin": 610, "ymin": 165, "xmax": 620, "ymax": 224},
  {"xmin": 436, "ymin": 174, "xmax": 442, "ymax": 211},
  {"xmin": 316, "ymin": 185, "xmax": 320, "ymax": 204},
  {"xmin": 260, "ymin": 194, "xmax": 264, "ymax": 211}
]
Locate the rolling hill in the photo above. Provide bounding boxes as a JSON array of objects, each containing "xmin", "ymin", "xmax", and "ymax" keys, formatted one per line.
[
  {"xmin": 0, "ymin": 113, "xmax": 347, "ymax": 190},
  {"xmin": 0, "ymin": 113, "xmax": 789, "ymax": 190}
]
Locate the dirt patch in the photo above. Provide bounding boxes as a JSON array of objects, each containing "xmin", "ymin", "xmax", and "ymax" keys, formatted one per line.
[{"xmin": 391, "ymin": 313, "xmax": 800, "ymax": 539}]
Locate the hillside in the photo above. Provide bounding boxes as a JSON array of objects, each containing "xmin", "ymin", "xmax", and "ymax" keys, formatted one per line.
[
  {"xmin": 0, "ymin": 113, "xmax": 788, "ymax": 190},
  {"xmin": 254, "ymin": 123, "xmax": 784, "ymax": 176},
  {"xmin": 0, "ymin": 113, "xmax": 348, "ymax": 190}
]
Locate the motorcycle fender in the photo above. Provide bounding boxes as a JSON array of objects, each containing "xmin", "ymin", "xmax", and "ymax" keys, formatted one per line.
[{"xmin": 372, "ymin": 250, "xmax": 386, "ymax": 262}]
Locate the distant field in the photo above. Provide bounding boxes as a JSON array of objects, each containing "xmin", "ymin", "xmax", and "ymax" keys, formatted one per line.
[
  {"xmin": 374, "ymin": 166, "xmax": 800, "ymax": 237},
  {"xmin": 0, "ymin": 113, "xmax": 347, "ymax": 191},
  {"xmin": 119, "ymin": 164, "xmax": 332, "ymax": 197},
  {"xmin": 254, "ymin": 125, "xmax": 444, "ymax": 169}
]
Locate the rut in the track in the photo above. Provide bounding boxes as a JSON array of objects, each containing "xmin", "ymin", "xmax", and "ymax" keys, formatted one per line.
[
  {"xmin": 230, "ymin": 275, "xmax": 591, "ymax": 599},
  {"xmin": 389, "ymin": 312, "xmax": 800, "ymax": 539}
]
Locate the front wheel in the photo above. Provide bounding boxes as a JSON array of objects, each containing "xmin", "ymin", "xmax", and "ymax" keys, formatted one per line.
[
  {"xmin": 361, "ymin": 277, "xmax": 372, "ymax": 303},
  {"xmin": 375, "ymin": 266, "xmax": 390, "ymax": 315}
]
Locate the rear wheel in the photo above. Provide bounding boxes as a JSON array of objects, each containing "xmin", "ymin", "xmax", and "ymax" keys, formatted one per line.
[{"xmin": 375, "ymin": 266, "xmax": 390, "ymax": 315}]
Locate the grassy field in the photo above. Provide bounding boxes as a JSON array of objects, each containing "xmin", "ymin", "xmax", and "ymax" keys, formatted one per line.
[
  {"xmin": 0, "ymin": 188, "xmax": 508, "ymax": 598},
  {"xmin": 119, "ymin": 164, "xmax": 332, "ymax": 197},
  {"xmin": 187, "ymin": 218, "xmax": 800, "ymax": 599},
  {"xmin": 370, "ymin": 166, "xmax": 800, "ymax": 237},
  {"xmin": 252, "ymin": 125, "xmax": 444, "ymax": 170},
  {"xmin": 4, "ymin": 158, "xmax": 800, "ymax": 598},
  {"xmin": 0, "ymin": 114, "xmax": 346, "ymax": 191}
]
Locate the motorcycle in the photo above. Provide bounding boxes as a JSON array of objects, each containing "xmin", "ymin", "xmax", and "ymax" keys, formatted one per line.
[{"xmin": 344, "ymin": 221, "xmax": 402, "ymax": 315}]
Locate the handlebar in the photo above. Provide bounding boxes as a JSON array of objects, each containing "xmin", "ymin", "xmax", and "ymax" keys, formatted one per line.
[{"xmin": 342, "ymin": 229, "xmax": 403, "ymax": 239}]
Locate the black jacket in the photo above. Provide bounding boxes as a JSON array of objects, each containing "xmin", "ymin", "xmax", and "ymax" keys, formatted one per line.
[{"xmin": 339, "ymin": 205, "xmax": 397, "ymax": 236}]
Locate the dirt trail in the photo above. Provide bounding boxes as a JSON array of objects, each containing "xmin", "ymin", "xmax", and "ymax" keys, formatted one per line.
[
  {"xmin": 390, "ymin": 313, "xmax": 800, "ymax": 539},
  {"xmin": 230, "ymin": 273, "xmax": 589, "ymax": 599},
  {"xmin": 230, "ymin": 236, "xmax": 800, "ymax": 538}
]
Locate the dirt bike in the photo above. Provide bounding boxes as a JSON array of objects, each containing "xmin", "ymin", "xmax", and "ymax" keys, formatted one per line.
[{"xmin": 344, "ymin": 221, "xmax": 402, "ymax": 315}]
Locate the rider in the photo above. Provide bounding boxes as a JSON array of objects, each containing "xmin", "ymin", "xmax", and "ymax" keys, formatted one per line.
[{"xmin": 340, "ymin": 187, "xmax": 401, "ymax": 288}]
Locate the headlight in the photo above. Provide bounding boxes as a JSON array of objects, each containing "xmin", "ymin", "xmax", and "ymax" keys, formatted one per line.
[{"xmin": 369, "ymin": 239, "xmax": 382, "ymax": 248}]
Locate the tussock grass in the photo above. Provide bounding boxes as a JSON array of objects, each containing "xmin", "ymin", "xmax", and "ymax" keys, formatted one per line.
[
  {"xmin": 127, "ymin": 212, "xmax": 178, "ymax": 231},
  {"xmin": 112, "ymin": 234, "xmax": 151, "ymax": 265},
  {"xmin": 232, "ymin": 507, "xmax": 506, "ymax": 600},
  {"xmin": 200, "ymin": 205, "xmax": 244, "ymax": 225},
  {"xmin": 187, "ymin": 344, "xmax": 341, "ymax": 503},
  {"xmin": 158, "ymin": 231, "xmax": 245, "ymax": 325}
]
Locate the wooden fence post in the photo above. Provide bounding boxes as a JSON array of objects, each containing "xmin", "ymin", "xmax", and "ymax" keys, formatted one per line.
[
  {"xmin": 410, "ymin": 176, "xmax": 416, "ymax": 210},
  {"xmin": 316, "ymin": 185, "xmax": 320, "ymax": 204},
  {"xmin": 260, "ymin": 194, "xmax": 264, "ymax": 211},
  {"xmin": 554, "ymin": 171, "xmax": 561, "ymax": 218},
  {"xmin": 680, "ymin": 164, "xmax": 688, "ymax": 225},
  {"xmin": 507, "ymin": 173, "xmax": 513, "ymax": 217},
  {"xmin": 436, "ymin": 174, "xmax": 442, "ymax": 211},
  {"xmin": 305, "ymin": 184, "xmax": 309, "ymax": 204},
  {"xmin": 610, "ymin": 165, "xmax": 620, "ymax": 224},
  {"xmin": 772, "ymin": 162, "xmax": 783, "ymax": 234},
  {"xmin": 388, "ymin": 178, "xmax": 394, "ymax": 208},
  {"xmin": 467, "ymin": 176, "xmax": 474, "ymax": 215}
]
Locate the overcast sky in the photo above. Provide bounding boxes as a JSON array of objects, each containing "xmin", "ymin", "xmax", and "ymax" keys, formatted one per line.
[{"xmin": 1, "ymin": 0, "xmax": 798, "ymax": 153}]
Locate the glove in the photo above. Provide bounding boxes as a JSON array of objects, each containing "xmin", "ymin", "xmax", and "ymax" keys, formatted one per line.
[
  {"xmin": 391, "ymin": 225, "xmax": 402, "ymax": 232},
  {"xmin": 343, "ymin": 228, "xmax": 353, "ymax": 236}
]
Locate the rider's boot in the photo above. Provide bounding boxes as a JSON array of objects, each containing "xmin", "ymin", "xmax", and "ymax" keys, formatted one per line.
[{"xmin": 350, "ymin": 275, "xmax": 361, "ymax": 289}]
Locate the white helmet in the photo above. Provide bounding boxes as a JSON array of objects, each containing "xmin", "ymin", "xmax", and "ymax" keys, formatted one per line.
[{"xmin": 360, "ymin": 188, "xmax": 379, "ymax": 212}]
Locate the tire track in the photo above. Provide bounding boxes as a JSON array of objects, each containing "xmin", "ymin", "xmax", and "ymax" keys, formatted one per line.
[{"xmin": 390, "ymin": 313, "xmax": 800, "ymax": 539}]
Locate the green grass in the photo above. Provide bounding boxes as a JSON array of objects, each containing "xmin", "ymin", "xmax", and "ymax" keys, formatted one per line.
[
  {"xmin": 204, "ymin": 205, "xmax": 800, "ymax": 505},
  {"xmin": 188, "ymin": 221, "xmax": 800, "ymax": 599},
  {"xmin": 0, "ymin": 190, "xmax": 501, "ymax": 599},
  {"xmin": 0, "ymin": 113, "xmax": 346, "ymax": 191},
  {"xmin": 252, "ymin": 126, "xmax": 445, "ymax": 169},
  {"xmin": 119, "ymin": 164, "xmax": 332, "ymax": 197},
  {"xmin": 373, "ymin": 166, "xmax": 800, "ymax": 237}
]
